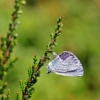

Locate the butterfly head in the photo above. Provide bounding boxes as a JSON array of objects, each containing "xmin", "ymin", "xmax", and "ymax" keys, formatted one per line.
[{"xmin": 47, "ymin": 62, "xmax": 53, "ymax": 74}]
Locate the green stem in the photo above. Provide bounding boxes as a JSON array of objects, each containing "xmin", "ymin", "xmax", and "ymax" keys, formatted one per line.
[{"xmin": 22, "ymin": 16, "xmax": 63, "ymax": 100}]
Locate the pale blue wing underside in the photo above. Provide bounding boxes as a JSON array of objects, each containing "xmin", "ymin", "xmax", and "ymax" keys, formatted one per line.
[{"xmin": 47, "ymin": 51, "xmax": 83, "ymax": 76}]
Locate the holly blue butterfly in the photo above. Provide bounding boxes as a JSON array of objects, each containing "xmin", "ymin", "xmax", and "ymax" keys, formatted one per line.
[{"xmin": 47, "ymin": 51, "xmax": 83, "ymax": 76}]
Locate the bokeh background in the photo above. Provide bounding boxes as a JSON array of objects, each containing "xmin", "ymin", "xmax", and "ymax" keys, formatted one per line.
[{"xmin": 0, "ymin": 0, "xmax": 100, "ymax": 100}]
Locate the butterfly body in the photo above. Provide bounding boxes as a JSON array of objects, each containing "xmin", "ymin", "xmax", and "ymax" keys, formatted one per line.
[{"xmin": 47, "ymin": 51, "xmax": 83, "ymax": 76}]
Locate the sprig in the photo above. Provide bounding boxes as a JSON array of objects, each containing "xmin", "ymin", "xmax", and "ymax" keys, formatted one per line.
[
  {"xmin": 0, "ymin": 89, "xmax": 10, "ymax": 100},
  {"xmin": 0, "ymin": 0, "xmax": 26, "ymax": 96},
  {"xmin": 21, "ymin": 16, "xmax": 64, "ymax": 100},
  {"xmin": 15, "ymin": 92, "xmax": 19, "ymax": 100},
  {"xmin": 5, "ymin": 89, "xmax": 10, "ymax": 100},
  {"xmin": 2, "ymin": 0, "xmax": 26, "ymax": 67},
  {"xmin": 35, "ymin": 16, "xmax": 63, "ymax": 71}
]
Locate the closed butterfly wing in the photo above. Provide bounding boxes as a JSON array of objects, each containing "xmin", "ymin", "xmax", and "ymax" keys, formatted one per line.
[
  {"xmin": 53, "ymin": 51, "xmax": 83, "ymax": 76},
  {"xmin": 47, "ymin": 55, "xmax": 63, "ymax": 73}
]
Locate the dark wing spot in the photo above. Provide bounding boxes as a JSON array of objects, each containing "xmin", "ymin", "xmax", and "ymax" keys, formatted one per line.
[{"xmin": 59, "ymin": 51, "xmax": 73, "ymax": 60}]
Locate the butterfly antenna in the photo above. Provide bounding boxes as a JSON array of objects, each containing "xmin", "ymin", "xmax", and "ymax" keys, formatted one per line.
[
  {"xmin": 39, "ymin": 73, "xmax": 48, "ymax": 77},
  {"xmin": 40, "ymin": 71, "xmax": 51, "ymax": 77}
]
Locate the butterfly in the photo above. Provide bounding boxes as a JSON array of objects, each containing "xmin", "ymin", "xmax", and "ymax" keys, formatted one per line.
[{"xmin": 47, "ymin": 51, "xmax": 83, "ymax": 76}]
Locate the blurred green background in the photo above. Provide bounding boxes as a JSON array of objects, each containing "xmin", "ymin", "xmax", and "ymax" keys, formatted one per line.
[{"xmin": 0, "ymin": 0, "xmax": 100, "ymax": 100}]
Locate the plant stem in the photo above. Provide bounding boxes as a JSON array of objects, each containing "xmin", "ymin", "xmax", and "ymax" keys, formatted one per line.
[{"xmin": 22, "ymin": 16, "xmax": 63, "ymax": 100}]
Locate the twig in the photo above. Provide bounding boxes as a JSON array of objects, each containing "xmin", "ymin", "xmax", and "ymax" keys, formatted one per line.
[{"xmin": 21, "ymin": 16, "xmax": 64, "ymax": 100}]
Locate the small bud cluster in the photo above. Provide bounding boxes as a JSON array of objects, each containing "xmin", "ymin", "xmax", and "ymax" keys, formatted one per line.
[{"xmin": 0, "ymin": 89, "xmax": 10, "ymax": 100}]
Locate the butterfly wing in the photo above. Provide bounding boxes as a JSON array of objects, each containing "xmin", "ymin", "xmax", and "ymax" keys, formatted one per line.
[
  {"xmin": 53, "ymin": 51, "xmax": 83, "ymax": 76},
  {"xmin": 47, "ymin": 55, "xmax": 63, "ymax": 73}
]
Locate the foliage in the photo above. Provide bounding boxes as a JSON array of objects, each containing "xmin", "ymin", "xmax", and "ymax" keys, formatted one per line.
[
  {"xmin": 20, "ymin": 16, "xmax": 63, "ymax": 100},
  {"xmin": 0, "ymin": 0, "xmax": 26, "ymax": 99},
  {"xmin": 0, "ymin": 0, "xmax": 100, "ymax": 100},
  {"xmin": 0, "ymin": 0, "xmax": 63, "ymax": 100}
]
